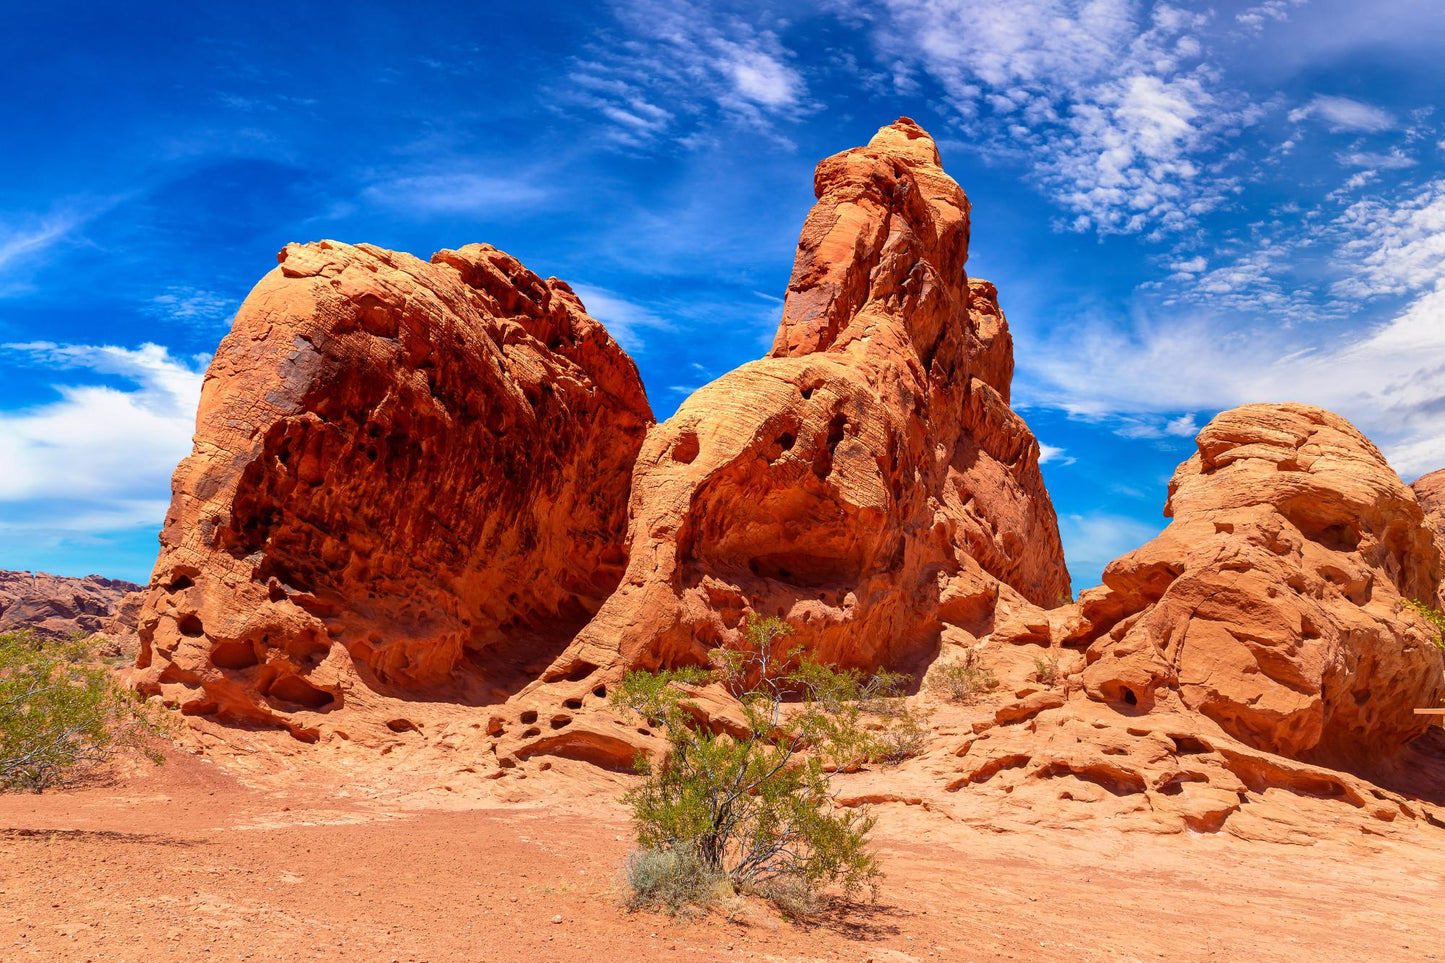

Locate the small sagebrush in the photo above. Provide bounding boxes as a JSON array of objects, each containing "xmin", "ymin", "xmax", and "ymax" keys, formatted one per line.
[
  {"xmin": 623, "ymin": 846, "xmax": 724, "ymax": 915},
  {"xmin": 866, "ymin": 707, "xmax": 931, "ymax": 766},
  {"xmin": 1033, "ymin": 652, "xmax": 1062, "ymax": 687},
  {"xmin": 929, "ymin": 651, "xmax": 997, "ymax": 704},
  {"xmin": 612, "ymin": 615, "xmax": 882, "ymax": 917}
]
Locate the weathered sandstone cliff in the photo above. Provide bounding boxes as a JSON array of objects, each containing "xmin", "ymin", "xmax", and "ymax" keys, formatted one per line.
[{"xmin": 132, "ymin": 241, "xmax": 653, "ymax": 739}]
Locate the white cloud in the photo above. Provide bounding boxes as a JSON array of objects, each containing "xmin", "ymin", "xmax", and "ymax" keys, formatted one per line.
[
  {"xmin": 1235, "ymin": 0, "xmax": 1305, "ymax": 32},
  {"xmin": 560, "ymin": 1, "xmax": 806, "ymax": 146},
  {"xmin": 1060, "ymin": 512, "xmax": 1166, "ymax": 588},
  {"xmin": 1338, "ymin": 148, "xmax": 1417, "ymax": 170},
  {"xmin": 0, "ymin": 342, "xmax": 203, "ymax": 510},
  {"xmin": 1038, "ymin": 443, "xmax": 1076, "ymax": 466},
  {"xmin": 1288, "ymin": 94, "xmax": 1396, "ymax": 133},
  {"xmin": 854, "ymin": 0, "xmax": 1256, "ymax": 235},
  {"xmin": 718, "ymin": 44, "xmax": 800, "ymax": 107},
  {"xmin": 570, "ymin": 283, "xmax": 674, "ymax": 353},
  {"xmin": 362, "ymin": 172, "xmax": 550, "ymax": 215},
  {"xmin": 149, "ymin": 286, "xmax": 237, "ymax": 323},
  {"xmin": 1019, "ymin": 284, "xmax": 1445, "ymax": 481},
  {"xmin": 1170, "ymin": 256, "xmax": 1207, "ymax": 274},
  {"xmin": 1332, "ymin": 178, "xmax": 1445, "ymax": 298}
]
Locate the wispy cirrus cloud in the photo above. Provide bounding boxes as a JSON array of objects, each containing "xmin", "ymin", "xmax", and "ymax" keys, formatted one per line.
[
  {"xmin": 1018, "ymin": 283, "xmax": 1445, "ymax": 481},
  {"xmin": 845, "ymin": 0, "xmax": 1264, "ymax": 236},
  {"xmin": 0, "ymin": 217, "xmax": 78, "ymax": 274},
  {"xmin": 570, "ymin": 283, "xmax": 675, "ymax": 353},
  {"xmin": 1288, "ymin": 94, "xmax": 1396, "ymax": 133},
  {"xmin": 557, "ymin": 0, "xmax": 806, "ymax": 147},
  {"xmin": 361, "ymin": 171, "xmax": 552, "ymax": 216}
]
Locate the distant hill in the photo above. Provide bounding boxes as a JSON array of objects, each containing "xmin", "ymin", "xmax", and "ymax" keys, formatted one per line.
[{"xmin": 0, "ymin": 570, "xmax": 142, "ymax": 640}]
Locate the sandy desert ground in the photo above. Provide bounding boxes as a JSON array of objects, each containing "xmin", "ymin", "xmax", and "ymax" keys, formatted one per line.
[{"xmin": 4, "ymin": 746, "xmax": 1445, "ymax": 963}]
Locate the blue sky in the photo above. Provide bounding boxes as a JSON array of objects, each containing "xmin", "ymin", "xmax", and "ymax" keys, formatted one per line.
[{"xmin": 3, "ymin": 0, "xmax": 1444, "ymax": 590}]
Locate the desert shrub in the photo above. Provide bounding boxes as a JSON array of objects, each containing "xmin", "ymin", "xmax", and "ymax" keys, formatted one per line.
[
  {"xmin": 1033, "ymin": 652, "xmax": 1062, "ymax": 687},
  {"xmin": 929, "ymin": 650, "xmax": 997, "ymax": 703},
  {"xmin": 0, "ymin": 631, "xmax": 170, "ymax": 792},
  {"xmin": 623, "ymin": 846, "xmax": 723, "ymax": 915},
  {"xmin": 752, "ymin": 875, "xmax": 825, "ymax": 921},
  {"xmin": 866, "ymin": 705, "xmax": 931, "ymax": 765},
  {"xmin": 1403, "ymin": 599, "xmax": 1445, "ymax": 650},
  {"xmin": 612, "ymin": 615, "xmax": 881, "ymax": 915}
]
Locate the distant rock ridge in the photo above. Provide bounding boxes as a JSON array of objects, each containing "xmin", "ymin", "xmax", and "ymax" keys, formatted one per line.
[{"xmin": 0, "ymin": 570, "xmax": 141, "ymax": 640}]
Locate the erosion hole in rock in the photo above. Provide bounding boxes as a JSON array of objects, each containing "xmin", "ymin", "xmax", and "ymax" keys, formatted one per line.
[
  {"xmin": 513, "ymin": 732, "xmax": 645, "ymax": 772},
  {"xmin": 553, "ymin": 661, "xmax": 599, "ymax": 683},
  {"xmin": 563, "ymin": 698, "xmax": 583, "ymax": 710},
  {"xmin": 520, "ymin": 710, "xmax": 538, "ymax": 724},
  {"xmin": 1123, "ymin": 688, "xmax": 1138, "ymax": 706},
  {"xmin": 167, "ymin": 575, "xmax": 195, "ymax": 592},
  {"xmin": 1282, "ymin": 502, "xmax": 1362, "ymax": 553},
  {"xmin": 811, "ymin": 412, "xmax": 849, "ymax": 479},
  {"xmin": 671, "ymin": 432, "xmax": 701, "ymax": 465},
  {"xmin": 1171, "ymin": 735, "xmax": 1213, "ymax": 755},
  {"xmin": 748, "ymin": 551, "xmax": 860, "ymax": 588},
  {"xmin": 209, "ymin": 641, "xmax": 259, "ymax": 670},
  {"xmin": 592, "ymin": 684, "xmax": 607, "ymax": 699},
  {"xmin": 386, "ymin": 718, "xmax": 419, "ymax": 733},
  {"xmin": 1157, "ymin": 773, "xmax": 1208, "ymax": 796},
  {"xmin": 177, "ymin": 614, "xmax": 205, "ymax": 638},
  {"xmin": 550, "ymin": 715, "xmax": 572, "ymax": 730},
  {"xmin": 522, "ymin": 726, "xmax": 542, "ymax": 738},
  {"xmin": 1036, "ymin": 762, "xmax": 1147, "ymax": 796},
  {"xmin": 777, "ymin": 431, "xmax": 796, "ymax": 452},
  {"xmin": 270, "ymin": 675, "xmax": 336, "ymax": 710}
]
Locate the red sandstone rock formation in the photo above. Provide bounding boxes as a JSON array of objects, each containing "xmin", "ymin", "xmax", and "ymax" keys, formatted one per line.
[
  {"xmin": 132, "ymin": 241, "xmax": 652, "ymax": 739},
  {"xmin": 0, "ymin": 570, "xmax": 141, "ymax": 640},
  {"xmin": 119, "ymin": 120, "xmax": 1445, "ymax": 845},
  {"xmin": 552, "ymin": 117, "xmax": 1069, "ymax": 683},
  {"xmin": 1413, "ymin": 469, "xmax": 1445, "ymax": 600},
  {"xmin": 951, "ymin": 404, "xmax": 1445, "ymax": 835}
]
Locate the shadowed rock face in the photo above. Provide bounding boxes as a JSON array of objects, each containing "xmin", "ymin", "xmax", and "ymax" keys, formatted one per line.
[
  {"xmin": 1413, "ymin": 469, "xmax": 1445, "ymax": 600},
  {"xmin": 132, "ymin": 241, "xmax": 653, "ymax": 737},
  {"xmin": 0, "ymin": 571, "xmax": 141, "ymax": 640},
  {"xmin": 554, "ymin": 118, "xmax": 1069, "ymax": 679}
]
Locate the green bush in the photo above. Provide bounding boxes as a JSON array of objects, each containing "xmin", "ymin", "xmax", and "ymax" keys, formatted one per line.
[
  {"xmin": 866, "ymin": 705, "xmax": 931, "ymax": 765},
  {"xmin": 0, "ymin": 631, "xmax": 170, "ymax": 792},
  {"xmin": 1403, "ymin": 599, "xmax": 1445, "ymax": 651},
  {"xmin": 612, "ymin": 615, "xmax": 882, "ymax": 914},
  {"xmin": 929, "ymin": 650, "xmax": 997, "ymax": 703},
  {"xmin": 1033, "ymin": 652, "xmax": 1062, "ymax": 687}
]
